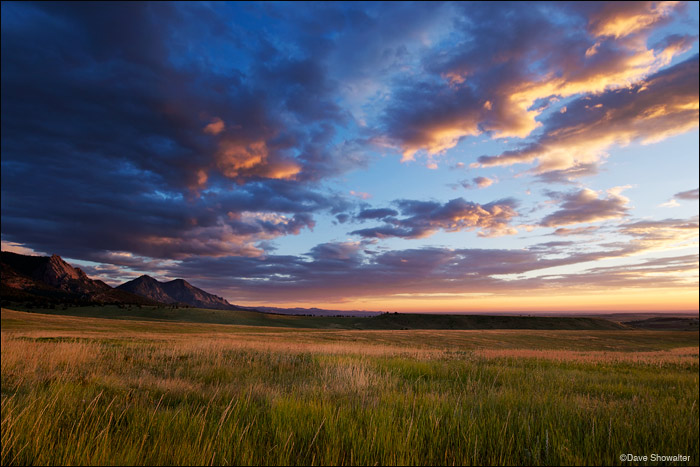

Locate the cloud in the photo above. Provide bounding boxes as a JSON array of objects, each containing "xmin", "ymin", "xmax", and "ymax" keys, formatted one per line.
[
  {"xmin": 349, "ymin": 190, "xmax": 372, "ymax": 200},
  {"xmin": 0, "ymin": 3, "xmax": 372, "ymax": 191},
  {"xmin": 215, "ymin": 140, "xmax": 301, "ymax": 181},
  {"xmin": 135, "ymin": 213, "xmax": 697, "ymax": 302},
  {"xmin": 381, "ymin": 3, "xmax": 693, "ymax": 165},
  {"xmin": 658, "ymin": 187, "xmax": 699, "ymax": 208},
  {"xmin": 585, "ymin": 1, "xmax": 683, "ymax": 39},
  {"xmin": 675, "ymin": 188, "xmax": 699, "ymax": 200},
  {"xmin": 351, "ymin": 197, "xmax": 519, "ymax": 239},
  {"xmin": 6, "ymin": 211, "xmax": 688, "ymax": 304},
  {"xmin": 356, "ymin": 208, "xmax": 399, "ymax": 220},
  {"xmin": 1, "ymin": 2, "xmax": 697, "ymax": 308},
  {"xmin": 452, "ymin": 176, "xmax": 496, "ymax": 190},
  {"xmin": 659, "ymin": 199, "xmax": 681, "ymax": 208},
  {"xmin": 478, "ymin": 55, "xmax": 699, "ymax": 177},
  {"xmin": 581, "ymin": 254, "xmax": 698, "ymax": 277},
  {"xmin": 308, "ymin": 241, "xmax": 364, "ymax": 263},
  {"xmin": 534, "ymin": 163, "xmax": 599, "ymax": 185},
  {"xmin": 0, "ymin": 240, "xmax": 46, "ymax": 256},
  {"xmin": 1, "ymin": 170, "xmax": 353, "ymax": 260},
  {"xmin": 203, "ymin": 117, "xmax": 226, "ymax": 135},
  {"xmin": 540, "ymin": 187, "xmax": 630, "ymax": 227},
  {"xmin": 474, "ymin": 176, "xmax": 495, "ymax": 188},
  {"xmin": 652, "ymin": 33, "xmax": 698, "ymax": 63},
  {"xmin": 551, "ymin": 226, "xmax": 600, "ymax": 236},
  {"xmin": 0, "ymin": 2, "xmax": 375, "ymax": 262},
  {"xmin": 538, "ymin": 254, "xmax": 698, "ymax": 290},
  {"xmin": 618, "ymin": 217, "xmax": 699, "ymax": 250}
]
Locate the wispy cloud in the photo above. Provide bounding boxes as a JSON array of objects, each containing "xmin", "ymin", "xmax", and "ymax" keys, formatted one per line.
[{"xmin": 137, "ymin": 214, "xmax": 698, "ymax": 302}]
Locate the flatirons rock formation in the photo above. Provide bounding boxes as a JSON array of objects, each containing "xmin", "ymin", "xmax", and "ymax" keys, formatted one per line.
[
  {"xmin": 117, "ymin": 275, "xmax": 234, "ymax": 309},
  {"xmin": 33, "ymin": 254, "xmax": 111, "ymax": 295},
  {"xmin": 1, "ymin": 251, "xmax": 155, "ymax": 304},
  {"xmin": 116, "ymin": 275, "xmax": 175, "ymax": 304}
]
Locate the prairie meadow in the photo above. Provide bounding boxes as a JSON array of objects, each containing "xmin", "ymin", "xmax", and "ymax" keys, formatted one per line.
[{"xmin": 1, "ymin": 308, "xmax": 698, "ymax": 465}]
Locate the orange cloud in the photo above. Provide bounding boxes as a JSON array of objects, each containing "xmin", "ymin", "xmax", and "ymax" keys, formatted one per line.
[
  {"xmin": 216, "ymin": 140, "xmax": 301, "ymax": 181},
  {"xmin": 479, "ymin": 56, "xmax": 699, "ymax": 175},
  {"xmin": 489, "ymin": 38, "xmax": 683, "ymax": 141},
  {"xmin": 217, "ymin": 140, "xmax": 267, "ymax": 176},
  {"xmin": 587, "ymin": 1, "xmax": 681, "ymax": 39},
  {"xmin": 474, "ymin": 176, "xmax": 494, "ymax": 188},
  {"xmin": 387, "ymin": 3, "xmax": 692, "ymax": 165},
  {"xmin": 400, "ymin": 123, "xmax": 480, "ymax": 162},
  {"xmin": 203, "ymin": 117, "xmax": 225, "ymax": 135}
]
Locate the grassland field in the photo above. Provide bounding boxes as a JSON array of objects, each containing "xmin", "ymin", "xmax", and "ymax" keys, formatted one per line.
[{"xmin": 1, "ymin": 307, "xmax": 698, "ymax": 466}]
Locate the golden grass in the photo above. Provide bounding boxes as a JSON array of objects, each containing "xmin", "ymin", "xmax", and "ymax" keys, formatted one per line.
[{"xmin": 2, "ymin": 308, "xmax": 698, "ymax": 466}]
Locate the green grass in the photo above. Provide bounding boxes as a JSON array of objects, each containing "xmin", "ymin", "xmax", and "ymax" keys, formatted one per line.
[{"xmin": 2, "ymin": 308, "xmax": 698, "ymax": 466}]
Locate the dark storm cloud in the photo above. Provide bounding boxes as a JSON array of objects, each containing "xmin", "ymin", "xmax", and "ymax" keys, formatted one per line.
[
  {"xmin": 0, "ymin": 2, "xmax": 368, "ymax": 261},
  {"xmin": 1, "ymin": 167, "xmax": 352, "ymax": 260},
  {"xmin": 351, "ymin": 197, "xmax": 519, "ymax": 239}
]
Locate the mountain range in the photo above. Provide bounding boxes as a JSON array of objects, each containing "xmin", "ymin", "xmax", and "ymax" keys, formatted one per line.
[
  {"xmin": 1, "ymin": 251, "xmax": 238, "ymax": 309},
  {"xmin": 117, "ymin": 275, "xmax": 235, "ymax": 309},
  {"xmin": 1, "ymin": 251, "xmax": 379, "ymax": 316}
]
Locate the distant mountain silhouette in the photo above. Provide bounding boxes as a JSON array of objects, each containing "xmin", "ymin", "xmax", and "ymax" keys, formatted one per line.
[
  {"xmin": 2, "ymin": 251, "xmax": 352, "ymax": 315},
  {"xmin": 117, "ymin": 275, "xmax": 235, "ymax": 309},
  {"xmin": 1, "ymin": 251, "xmax": 155, "ymax": 305}
]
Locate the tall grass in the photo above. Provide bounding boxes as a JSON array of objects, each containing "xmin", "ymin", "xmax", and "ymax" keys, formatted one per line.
[{"xmin": 1, "ymin": 310, "xmax": 698, "ymax": 465}]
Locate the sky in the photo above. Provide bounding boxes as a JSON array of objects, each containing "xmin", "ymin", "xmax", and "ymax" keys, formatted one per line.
[{"xmin": 1, "ymin": 1, "xmax": 698, "ymax": 313}]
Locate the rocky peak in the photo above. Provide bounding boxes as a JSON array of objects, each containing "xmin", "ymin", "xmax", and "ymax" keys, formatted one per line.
[
  {"xmin": 166, "ymin": 278, "xmax": 192, "ymax": 288},
  {"xmin": 119, "ymin": 275, "xmax": 233, "ymax": 309},
  {"xmin": 133, "ymin": 274, "xmax": 159, "ymax": 283},
  {"xmin": 117, "ymin": 275, "xmax": 178, "ymax": 304},
  {"xmin": 1, "ymin": 251, "xmax": 156, "ymax": 305},
  {"xmin": 35, "ymin": 254, "xmax": 82, "ymax": 287}
]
